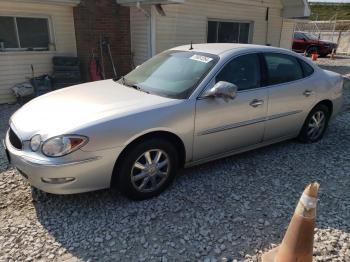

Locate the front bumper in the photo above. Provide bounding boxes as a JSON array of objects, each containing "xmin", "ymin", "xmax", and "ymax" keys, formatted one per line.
[
  {"xmin": 321, "ymin": 45, "xmax": 337, "ymax": 55},
  {"xmin": 4, "ymin": 131, "xmax": 123, "ymax": 194}
]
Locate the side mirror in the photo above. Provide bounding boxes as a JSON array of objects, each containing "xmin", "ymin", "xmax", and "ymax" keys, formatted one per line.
[{"xmin": 203, "ymin": 81, "xmax": 238, "ymax": 100}]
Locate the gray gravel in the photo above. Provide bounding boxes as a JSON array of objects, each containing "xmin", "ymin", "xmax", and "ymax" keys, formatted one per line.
[{"xmin": 0, "ymin": 57, "xmax": 350, "ymax": 262}]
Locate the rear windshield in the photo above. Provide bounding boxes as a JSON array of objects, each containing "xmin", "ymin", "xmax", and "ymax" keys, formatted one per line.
[{"xmin": 123, "ymin": 51, "xmax": 218, "ymax": 99}]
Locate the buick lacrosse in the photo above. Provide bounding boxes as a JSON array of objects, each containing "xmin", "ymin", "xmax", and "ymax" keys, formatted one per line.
[{"xmin": 4, "ymin": 44, "xmax": 343, "ymax": 200}]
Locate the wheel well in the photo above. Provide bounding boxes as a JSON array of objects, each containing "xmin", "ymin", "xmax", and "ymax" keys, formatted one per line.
[
  {"xmin": 307, "ymin": 45, "xmax": 318, "ymax": 52},
  {"xmin": 316, "ymin": 100, "xmax": 333, "ymax": 116},
  {"xmin": 111, "ymin": 131, "xmax": 186, "ymax": 187}
]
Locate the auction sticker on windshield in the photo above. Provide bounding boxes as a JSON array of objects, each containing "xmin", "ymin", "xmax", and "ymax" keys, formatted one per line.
[{"xmin": 190, "ymin": 54, "xmax": 213, "ymax": 63}]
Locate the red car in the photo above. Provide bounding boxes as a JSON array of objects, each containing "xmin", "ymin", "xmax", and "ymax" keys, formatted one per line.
[{"xmin": 292, "ymin": 31, "xmax": 337, "ymax": 57}]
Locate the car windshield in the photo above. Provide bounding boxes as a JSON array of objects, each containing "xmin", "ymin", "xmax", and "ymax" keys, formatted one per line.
[
  {"xmin": 122, "ymin": 50, "xmax": 218, "ymax": 99},
  {"xmin": 304, "ymin": 33, "xmax": 319, "ymax": 41}
]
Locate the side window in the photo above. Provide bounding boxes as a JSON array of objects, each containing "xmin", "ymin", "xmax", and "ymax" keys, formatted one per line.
[
  {"xmin": 294, "ymin": 32, "xmax": 304, "ymax": 40},
  {"xmin": 264, "ymin": 53, "xmax": 303, "ymax": 85},
  {"xmin": 0, "ymin": 16, "xmax": 51, "ymax": 50},
  {"xmin": 216, "ymin": 54, "xmax": 261, "ymax": 91},
  {"xmin": 299, "ymin": 59, "xmax": 314, "ymax": 77}
]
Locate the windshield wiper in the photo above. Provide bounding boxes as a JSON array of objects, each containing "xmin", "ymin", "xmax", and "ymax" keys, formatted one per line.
[
  {"xmin": 130, "ymin": 84, "xmax": 150, "ymax": 94},
  {"xmin": 118, "ymin": 76, "xmax": 150, "ymax": 94},
  {"xmin": 115, "ymin": 76, "xmax": 126, "ymax": 85}
]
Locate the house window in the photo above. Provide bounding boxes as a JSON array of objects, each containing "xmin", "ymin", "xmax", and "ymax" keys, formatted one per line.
[
  {"xmin": 207, "ymin": 21, "xmax": 252, "ymax": 44},
  {"xmin": 0, "ymin": 16, "xmax": 52, "ymax": 51}
]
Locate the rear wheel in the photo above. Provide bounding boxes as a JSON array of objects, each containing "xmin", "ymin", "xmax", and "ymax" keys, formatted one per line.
[
  {"xmin": 298, "ymin": 104, "xmax": 330, "ymax": 143},
  {"xmin": 306, "ymin": 46, "xmax": 318, "ymax": 56},
  {"xmin": 115, "ymin": 139, "xmax": 179, "ymax": 200}
]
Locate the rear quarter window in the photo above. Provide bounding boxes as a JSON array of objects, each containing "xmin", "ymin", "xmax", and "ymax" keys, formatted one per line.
[{"xmin": 299, "ymin": 59, "xmax": 315, "ymax": 77}]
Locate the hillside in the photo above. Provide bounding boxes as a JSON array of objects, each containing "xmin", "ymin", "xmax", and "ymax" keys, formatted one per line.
[{"xmin": 310, "ymin": 4, "xmax": 350, "ymax": 20}]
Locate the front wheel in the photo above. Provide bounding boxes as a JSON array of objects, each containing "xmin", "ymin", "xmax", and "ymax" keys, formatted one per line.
[
  {"xmin": 115, "ymin": 139, "xmax": 179, "ymax": 200},
  {"xmin": 298, "ymin": 104, "xmax": 330, "ymax": 143}
]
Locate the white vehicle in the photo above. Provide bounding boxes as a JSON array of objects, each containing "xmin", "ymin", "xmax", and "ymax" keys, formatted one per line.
[{"xmin": 5, "ymin": 44, "xmax": 343, "ymax": 200}]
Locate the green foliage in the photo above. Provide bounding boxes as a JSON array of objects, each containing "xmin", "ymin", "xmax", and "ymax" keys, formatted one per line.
[{"xmin": 310, "ymin": 4, "xmax": 350, "ymax": 20}]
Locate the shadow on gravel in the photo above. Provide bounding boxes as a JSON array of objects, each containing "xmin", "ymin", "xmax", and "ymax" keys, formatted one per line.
[{"xmin": 32, "ymin": 128, "xmax": 350, "ymax": 261}]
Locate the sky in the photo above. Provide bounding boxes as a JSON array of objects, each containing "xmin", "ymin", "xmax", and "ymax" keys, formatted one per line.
[{"xmin": 308, "ymin": 0, "xmax": 350, "ymax": 2}]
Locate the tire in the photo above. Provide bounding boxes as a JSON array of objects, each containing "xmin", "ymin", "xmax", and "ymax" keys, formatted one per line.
[
  {"xmin": 115, "ymin": 139, "xmax": 179, "ymax": 200},
  {"xmin": 298, "ymin": 104, "xmax": 330, "ymax": 143},
  {"xmin": 306, "ymin": 46, "xmax": 318, "ymax": 57}
]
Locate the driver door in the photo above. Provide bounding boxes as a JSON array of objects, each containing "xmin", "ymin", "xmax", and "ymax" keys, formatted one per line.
[
  {"xmin": 292, "ymin": 32, "xmax": 307, "ymax": 52},
  {"xmin": 193, "ymin": 53, "xmax": 268, "ymax": 161}
]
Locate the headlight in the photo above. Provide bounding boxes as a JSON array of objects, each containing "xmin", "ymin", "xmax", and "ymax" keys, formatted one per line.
[
  {"xmin": 42, "ymin": 135, "xmax": 88, "ymax": 157},
  {"xmin": 30, "ymin": 134, "xmax": 42, "ymax": 152}
]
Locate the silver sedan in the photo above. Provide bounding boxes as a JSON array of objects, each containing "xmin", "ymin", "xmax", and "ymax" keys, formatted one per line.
[{"xmin": 4, "ymin": 44, "xmax": 343, "ymax": 200}]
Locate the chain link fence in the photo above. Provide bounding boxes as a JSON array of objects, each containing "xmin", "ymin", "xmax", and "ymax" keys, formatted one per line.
[{"xmin": 296, "ymin": 20, "xmax": 350, "ymax": 55}]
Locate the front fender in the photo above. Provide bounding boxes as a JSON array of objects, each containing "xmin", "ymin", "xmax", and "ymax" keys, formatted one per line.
[{"xmin": 78, "ymin": 100, "xmax": 196, "ymax": 161}]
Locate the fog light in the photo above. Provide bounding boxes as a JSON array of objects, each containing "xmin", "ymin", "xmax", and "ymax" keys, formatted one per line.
[{"xmin": 41, "ymin": 177, "xmax": 75, "ymax": 184}]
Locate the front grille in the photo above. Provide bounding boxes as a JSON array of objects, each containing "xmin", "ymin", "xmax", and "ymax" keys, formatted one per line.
[{"xmin": 9, "ymin": 128, "xmax": 22, "ymax": 150}]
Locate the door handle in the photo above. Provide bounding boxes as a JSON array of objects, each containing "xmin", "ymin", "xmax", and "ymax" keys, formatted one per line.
[
  {"xmin": 303, "ymin": 90, "xmax": 314, "ymax": 97},
  {"xmin": 250, "ymin": 99, "xmax": 264, "ymax": 108}
]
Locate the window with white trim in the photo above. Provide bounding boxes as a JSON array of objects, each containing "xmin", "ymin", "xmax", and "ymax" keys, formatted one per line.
[
  {"xmin": 0, "ymin": 16, "xmax": 52, "ymax": 51},
  {"xmin": 207, "ymin": 21, "xmax": 252, "ymax": 44}
]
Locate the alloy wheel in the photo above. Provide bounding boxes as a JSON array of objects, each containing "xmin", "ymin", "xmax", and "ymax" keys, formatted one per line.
[
  {"xmin": 307, "ymin": 111, "xmax": 326, "ymax": 140},
  {"xmin": 131, "ymin": 149, "xmax": 170, "ymax": 193}
]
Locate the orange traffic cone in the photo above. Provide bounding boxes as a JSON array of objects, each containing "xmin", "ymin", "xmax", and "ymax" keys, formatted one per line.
[
  {"xmin": 311, "ymin": 53, "xmax": 318, "ymax": 61},
  {"xmin": 330, "ymin": 49, "xmax": 336, "ymax": 60},
  {"xmin": 262, "ymin": 182, "xmax": 320, "ymax": 262}
]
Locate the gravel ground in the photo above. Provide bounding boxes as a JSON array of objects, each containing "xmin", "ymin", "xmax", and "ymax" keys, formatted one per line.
[{"xmin": 0, "ymin": 57, "xmax": 350, "ymax": 262}]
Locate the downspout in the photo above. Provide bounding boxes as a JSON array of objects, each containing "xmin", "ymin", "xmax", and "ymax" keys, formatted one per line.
[
  {"xmin": 265, "ymin": 7, "xmax": 270, "ymax": 46},
  {"xmin": 136, "ymin": 2, "xmax": 153, "ymax": 59},
  {"xmin": 278, "ymin": 18, "xmax": 283, "ymax": 47}
]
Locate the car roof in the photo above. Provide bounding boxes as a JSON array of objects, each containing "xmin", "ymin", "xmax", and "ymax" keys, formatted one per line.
[
  {"xmin": 295, "ymin": 31, "xmax": 313, "ymax": 35},
  {"xmin": 170, "ymin": 43, "xmax": 288, "ymax": 56}
]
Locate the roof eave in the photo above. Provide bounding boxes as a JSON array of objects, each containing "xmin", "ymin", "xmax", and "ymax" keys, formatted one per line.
[
  {"xmin": 116, "ymin": 0, "xmax": 185, "ymax": 6},
  {"xmin": 6, "ymin": 0, "xmax": 81, "ymax": 6},
  {"xmin": 282, "ymin": 0, "xmax": 311, "ymax": 19}
]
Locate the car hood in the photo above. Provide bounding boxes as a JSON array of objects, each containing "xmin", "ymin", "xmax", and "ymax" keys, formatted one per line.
[
  {"xmin": 10, "ymin": 79, "xmax": 176, "ymax": 140},
  {"xmin": 320, "ymin": 40, "xmax": 336, "ymax": 45}
]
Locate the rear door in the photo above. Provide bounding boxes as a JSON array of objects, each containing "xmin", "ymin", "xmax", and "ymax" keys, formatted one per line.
[{"xmin": 262, "ymin": 52, "xmax": 317, "ymax": 141}]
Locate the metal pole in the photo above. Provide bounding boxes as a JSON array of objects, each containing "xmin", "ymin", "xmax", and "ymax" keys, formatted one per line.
[
  {"xmin": 332, "ymin": 14, "xmax": 337, "ymax": 43},
  {"xmin": 100, "ymin": 35, "xmax": 106, "ymax": 80},
  {"xmin": 107, "ymin": 43, "xmax": 117, "ymax": 79}
]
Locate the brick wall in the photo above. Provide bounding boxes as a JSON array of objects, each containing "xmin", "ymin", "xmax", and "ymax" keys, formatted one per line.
[{"xmin": 73, "ymin": 0, "xmax": 132, "ymax": 81}]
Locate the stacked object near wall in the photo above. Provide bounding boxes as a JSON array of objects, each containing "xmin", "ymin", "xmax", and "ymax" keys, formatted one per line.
[{"xmin": 52, "ymin": 57, "xmax": 82, "ymax": 89}]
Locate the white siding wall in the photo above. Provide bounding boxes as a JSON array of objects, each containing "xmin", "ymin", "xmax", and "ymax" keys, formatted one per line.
[
  {"xmin": 155, "ymin": 0, "xmax": 284, "ymax": 54},
  {"xmin": 280, "ymin": 19, "xmax": 296, "ymax": 50},
  {"xmin": 0, "ymin": 1, "xmax": 77, "ymax": 104},
  {"xmin": 130, "ymin": 6, "xmax": 151, "ymax": 67},
  {"xmin": 267, "ymin": 8, "xmax": 283, "ymax": 47}
]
